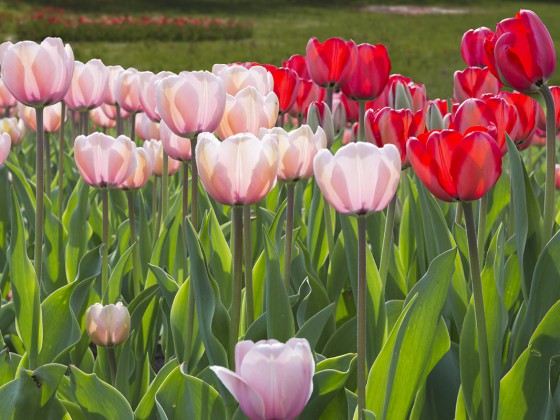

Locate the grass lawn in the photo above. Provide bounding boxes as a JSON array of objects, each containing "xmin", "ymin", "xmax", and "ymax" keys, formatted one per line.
[{"xmin": 1, "ymin": 1, "xmax": 560, "ymax": 99}]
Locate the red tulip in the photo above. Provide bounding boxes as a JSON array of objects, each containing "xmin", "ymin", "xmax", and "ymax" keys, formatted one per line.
[
  {"xmin": 341, "ymin": 43, "xmax": 391, "ymax": 102},
  {"xmin": 484, "ymin": 9, "xmax": 556, "ymax": 93},
  {"xmin": 536, "ymin": 85, "xmax": 560, "ymax": 132},
  {"xmin": 283, "ymin": 54, "xmax": 310, "ymax": 79},
  {"xmin": 334, "ymin": 92, "xmax": 359, "ymax": 123},
  {"xmin": 288, "ymin": 78, "xmax": 319, "ymax": 119},
  {"xmin": 453, "ymin": 67, "xmax": 500, "ymax": 103},
  {"xmin": 263, "ymin": 65, "xmax": 299, "ymax": 114},
  {"xmin": 499, "ymin": 91, "xmax": 538, "ymax": 148},
  {"xmin": 461, "ymin": 27, "xmax": 493, "ymax": 67},
  {"xmin": 305, "ymin": 37, "xmax": 357, "ymax": 89},
  {"xmin": 407, "ymin": 128, "xmax": 502, "ymax": 202},
  {"xmin": 365, "ymin": 106, "xmax": 425, "ymax": 166}
]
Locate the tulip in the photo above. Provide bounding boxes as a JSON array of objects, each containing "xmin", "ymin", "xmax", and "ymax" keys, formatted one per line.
[
  {"xmin": 0, "ymin": 41, "xmax": 13, "ymax": 66},
  {"xmin": 263, "ymin": 65, "xmax": 299, "ymax": 115},
  {"xmin": 216, "ymin": 87, "xmax": 279, "ymax": 139},
  {"xmin": 90, "ymin": 106, "xmax": 116, "ymax": 130},
  {"xmin": 499, "ymin": 91, "xmax": 538, "ymax": 148},
  {"xmin": 211, "ymin": 339, "xmax": 314, "ymax": 420},
  {"xmin": 139, "ymin": 70, "xmax": 174, "ymax": 122},
  {"xmin": 18, "ymin": 102, "xmax": 62, "ymax": 133},
  {"xmin": 0, "ymin": 132, "xmax": 10, "ymax": 166},
  {"xmin": 74, "ymin": 133, "xmax": 137, "ymax": 188},
  {"xmin": 143, "ymin": 139, "xmax": 181, "ymax": 176},
  {"xmin": 288, "ymin": 78, "xmax": 320, "ymax": 121},
  {"xmin": 425, "ymin": 100, "xmax": 447, "ymax": 130},
  {"xmin": 305, "ymin": 37, "xmax": 357, "ymax": 91},
  {"xmin": 453, "ymin": 67, "xmax": 500, "ymax": 103},
  {"xmin": 101, "ymin": 103, "xmax": 130, "ymax": 121},
  {"xmin": 307, "ymin": 101, "xmax": 335, "ymax": 147},
  {"xmin": 135, "ymin": 112, "xmax": 160, "ymax": 141},
  {"xmin": 332, "ymin": 98, "xmax": 347, "ymax": 135},
  {"xmin": 121, "ymin": 147, "xmax": 153, "ymax": 190},
  {"xmin": 0, "ymin": 78, "xmax": 16, "ymax": 109},
  {"xmin": 64, "ymin": 59, "xmax": 109, "ymax": 111},
  {"xmin": 115, "ymin": 67, "xmax": 144, "ymax": 114},
  {"xmin": 461, "ymin": 27, "xmax": 494, "ymax": 67},
  {"xmin": 283, "ymin": 54, "xmax": 310, "ymax": 79},
  {"xmin": 334, "ymin": 92, "xmax": 360, "ymax": 123},
  {"xmin": 341, "ymin": 43, "xmax": 391, "ymax": 102},
  {"xmin": 555, "ymin": 164, "xmax": 560, "ymax": 190},
  {"xmin": 388, "ymin": 78, "xmax": 426, "ymax": 112},
  {"xmin": 160, "ymin": 120, "xmax": 191, "ymax": 162},
  {"xmin": 85, "ymin": 302, "xmax": 131, "ymax": 347},
  {"xmin": 0, "ymin": 117, "xmax": 25, "ymax": 146},
  {"xmin": 213, "ymin": 64, "xmax": 273, "ymax": 96},
  {"xmin": 103, "ymin": 65, "xmax": 124, "ymax": 106},
  {"xmin": 365, "ymin": 106, "xmax": 425, "ymax": 166}
]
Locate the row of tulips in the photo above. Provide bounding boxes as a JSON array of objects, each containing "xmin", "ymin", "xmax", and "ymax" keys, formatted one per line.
[{"xmin": 0, "ymin": 7, "xmax": 558, "ymax": 420}]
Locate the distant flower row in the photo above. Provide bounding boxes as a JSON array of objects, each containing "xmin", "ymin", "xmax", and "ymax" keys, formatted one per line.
[{"xmin": 10, "ymin": 8, "xmax": 253, "ymax": 43}]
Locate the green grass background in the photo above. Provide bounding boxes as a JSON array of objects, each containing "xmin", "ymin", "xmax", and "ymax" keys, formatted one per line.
[{"xmin": 2, "ymin": 1, "xmax": 560, "ymax": 99}]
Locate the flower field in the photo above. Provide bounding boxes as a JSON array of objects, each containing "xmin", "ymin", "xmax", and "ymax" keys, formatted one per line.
[{"xmin": 0, "ymin": 5, "xmax": 558, "ymax": 420}]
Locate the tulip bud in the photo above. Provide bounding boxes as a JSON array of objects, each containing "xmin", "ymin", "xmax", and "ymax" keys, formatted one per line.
[
  {"xmin": 307, "ymin": 101, "xmax": 334, "ymax": 147},
  {"xmin": 426, "ymin": 102, "xmax": 445, "ymax": 130},
  {"xmin": 389, "ymin": 81, "xmax": 413, "ymax": 110},
  {"xmin": 85, "ymin": 302, "xmax": 130, "ymax": 347}
]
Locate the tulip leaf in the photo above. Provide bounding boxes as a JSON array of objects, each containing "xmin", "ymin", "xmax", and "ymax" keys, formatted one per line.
[
  {"xmin": 5, "ymin": 161, "xmax": 35, "ymax": 235},
  {"xmin": 296, "ymin": 302, "xmax": 336, "ymax": 349},
  {"xmin": 365, "ymin": 248, "xmax": 455, "ymax": 420},
  {"xmin": 43, "ymin": 197, "xmax": 67, "ymax": 293},
  {"xmin": 0, "ymin": 349, "xmax": 21, "ymax": 387},
  {"xmin": 150, "ymin": 263, "xmax": 179, "ymax": 308},
  {"xmin": 264, "ymin": 230, "xmax": 295, "ymax": 341},
  {"xmin": 134, "ymin": 359, "xmax": 179, "ymax": 420},
  {"xmin": 106, "ymin": 244, "xmax": 134, "ymax": 304},
  {"xmin": 323, "ymin": 316, "xmax": 357, "ymax": 357},
  {"xmin": 170, "ymin": 279, "xmax": 191, "ymax": 363},
  {"xmin": 155, "ymin": 364, "xmax": 225, "ymax": 420},
  {"xmin": 8, "ymin": 187, "xmax": 42, "ymax": 368},
  {"xmin": 68, "ymin": 365, "xmax": 133, "ymax": 419},
  {"xmin": 306, "ymin": 184, "xmax": 329, "ymax": 273},
  {"xmin": 64, "ymin": 181, "xmax": 92, "ymax": 283}
]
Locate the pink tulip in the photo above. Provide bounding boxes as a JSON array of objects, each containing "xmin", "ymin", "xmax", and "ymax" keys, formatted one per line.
[
  {"xmin": 453, "ymin": 67, "xmax": 500, "ymax": 103},
  {"xmin": 212, "ymin": 64, "xmax": 273, "ymax": 95},
  {"xmin": 160, "ymin": 120, "xmax": 191, "ymax": 161},
  {"xmin": 461, "ymin": 27, "xmax": 494, "ymax": 67},
  {"xmin": 18, "ymin": 102, "xmax": 63, "ymax": 133},
  {"xmin": 0, "ymin": 41, "xmax": 13, "ymax": 66},
  {"xmin": 1, "ymin": 37, "xmax": 74, "ymax": 107},
  {"xmin": 139, "ymin": 70, "xmax": 174, "ymax": 122},
  {"xmin": 196, "ymin": 132, "xmax": 278, "ymax": 205},
  {"xmin": 0, "ymin": 117, "xmax": 25, "ymax": 146},
  {"xmin": 89, "ymin": 107, "xmax": 116, "ymax": 130},
  {"xmin": 0, "ymin": 78, "xmax": 16, "ymax": 108},
  {"xmin": 101, "ymin": 103, "xmax": 130, "ymax": 121},
  {"xmin": 135, "ymin": 112, "xmax": 160, "ymax": 141},
  {"xmin": 143, "ymin": 139, "xmax": 182, "ymax": 176},
  {"xmin": 85, "ymin": 302, "xmax": 130, "ymax": 347},
  {"xmin": 314, "ymin": 142, "xmax": 401, "ymax": 216},
  {"xmin": 121, "ymin": 147, "xmax": 153, "ymax": 189},
  {"xmin": 0, "ymin": 132, "xmax": 10, "ymax": 165},
  {"xmin": 211, "ymin": 338, "xmax": 314, "ymax": 420},
  {"xmin": 216, "ymin": 87, "xmax": 279, "ymax": 139},
  {"xmin": 262, "ymin": 125, "xmax": 327, "ymax": 181},
  {"xmin": 103, "ymin": 65, "xmax": 124, "ymax": 105},
  {"xmin": 156, "ymin": 71, "xmax": 226, "ymax": 138},
  {"xmin": 288, "ymin": 78, "xmax": 320, "ymax": 119},
  {"xmin": 115, "ymin": 67, "xmax": 143, "ymax": 113},
  {"xmin": 74, "ymin": 133, "xmax": 137, "ymax": 188},
  {"xmin": 64, "ymin": 59, "xmax": 109, "ymax": 111}
]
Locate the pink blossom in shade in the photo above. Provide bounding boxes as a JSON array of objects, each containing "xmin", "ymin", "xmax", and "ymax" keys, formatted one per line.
[
  {"xmin": 89, "ymin": 106, "xmax": 116, "ymax": 130},
  {"xmin": 261, "ymin": 125, "xmax": 327, "ymax": 182},
  {"xmin": 461, "ymin": 27, "xmax": 494, "ymax": 67},
  {"xmin": 142, "ymin": 139, "xmax": 181, "ymax": 176},
  {"xmin": 85, "ymin": 302, "xmax": 130, "ymax": 347},
  {"xmin": 216, "ymin": 87, "xmax": 279, "ymax": 139},
  {"xmin": 0, "ymin": 78, "xmax": 16, "ymax": 108},
  {"xmin": 212, "ymin": 64, "xmax": 273, "ymax": 96},
  {"xmin": 1, "ymin": 37, "xmax": 74, "ymax": 107},
  {"xmin": 103, "ymin": 65, "xmax": 124, "ymax": 105},
  {"xmin": 0, "ymin": 117, "xmax": 25, "ymax": 146},
  {"xmin": 64, "ymin": 59, "xmax": 109, "ymax": 111},
  {"xmin": 211, "ymin": 338, "xmax": 314, "ymax": 420},
  {"xmin": 114, "ymin": 67, "xmax": 144, "ymax": 113},
  {"xmin": 453, "ymin": 67, "xmax": 500, "ymax": 103},
  {"xmin": 556, "ymin": 164, "xmax": 560, "ymax": 189},
  {"xmin": 531, "ymin": 128, "xmax": 546, "ymax": 147},
  {"xmin": 18, "ymin": 102, "xmax": 62, "ymax": 133},
  {"xmin": 314, "ymin": 142, "xmax": 401, "ymax": 216},
  {"xmin": 155, "ymin": 71, "xmax": 226, "ymax": 138},
  {"xmin": 160, "ymin": 119, "xmax": 191, "ymax": 162},
  {"xmin": 101, "ymin": 102, "xmax": 130, "ymax": 121},
  {"xmin": 139, "ymin": 70, "xmax": 174, "ymax": 122},
  {"xmin": 120, "ymin": 147, "xmax": 153, "ymax": 189},
  {"xmin": 195, "ymin": 132, "xmax": 279, "ymax": 206},
  {"xmin": 135, "ymin": 112, "xmax": 160, "ymax": 141},
  {"xmin": 0, "ymin": 132, "xmax": 10, "ymax": 166},
  {"xmin": 74, "ymin": 133, "xmax": 137, "ymax": 188}
]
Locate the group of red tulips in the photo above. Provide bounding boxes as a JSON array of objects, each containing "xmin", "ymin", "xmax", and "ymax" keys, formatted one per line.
[{"xmin": 0, "ymin": 7, "xmax": 557, "ymax": 420}]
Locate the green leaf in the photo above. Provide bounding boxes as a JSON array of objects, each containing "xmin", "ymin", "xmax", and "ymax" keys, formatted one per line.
[
  {"xmin": 106, "ymin": 244, "xmax": 134, "ymax": 304},
  {"xmin": 150, "ymin": 263, "xmax": 179, "ymax": 308},
  {"xmin": 155, "ymin": 364, "xmax": 226, "ymax": 419},
  {"xmin": 170, "ymin": 279, "xmax": 191, "ymax": 363},
  {"xmin": 306, "ymin": 184, "xmax": 329, "ymax": 273},
  {"xmin": 296, "ymin": 302, "xmax": 336, "ymax": 349},
  {"xmin": 5, "ymin": 161, "xmax": 35, "ymax": 235},
  {"xmin": 43, "ymin": 197, "xmax": 67, "ymax": 293},
  {"xmin": 0, "ymin": 349, "xmax": 21, "ymax": 387},
  {"xmin": 134, "ymin": 359, "xmax": 178, "ymax": 420},
  {"xmin": 365, "ymin": 248, "xmax": 455, "ymax": 420},
  {"xmin": 8, "ymin": 187, "xmax": 42, "ymax": 367},
  {"xmin": 65, "ymin": 181, "xmax": 92, "ymax": 283}
]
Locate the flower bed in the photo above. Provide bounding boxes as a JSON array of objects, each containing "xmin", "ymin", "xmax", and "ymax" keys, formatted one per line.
[{"xmin": 13, "ymin": 8, "xmax": 253, "ymax": 42}]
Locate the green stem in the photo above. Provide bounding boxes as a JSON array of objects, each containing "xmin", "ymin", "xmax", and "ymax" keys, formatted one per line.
[
  {"xmin": 244, "ymin": 205, "xmax": 254, "ymax": 326},
  {"xmin": 44, "ymin": 132, "xmax": 51, "ymax": 198},
  {"xmin": 455, "ymin": 202, "xmax": 463, "ymax": 226},
  {"xmin": 161, "ymin": 153, "xmax": 169, "ymax": 228},
  {"xmin": 297, "ymin": 115, "xmax": 303, "ymax": 127},
  {"xmin": 191, "ymin": 136, "xmax": 199, "ymax": 230},
  {"xmin": 182, "ymin": 161, "xmax": 195, "ymax": 367},
  {"xmin": 326, "ymin": 87, "xmax": 333, "ymax": 111},
  {"xmin": 80, "ymin": 111, "xmax": 89, "ymax": 136},
  {"xmin": 153, "ymin": 177, "xmax": 160, "ymax": 240},
  {"xmin": 183, "ymin": 161, "xmax": 189, "ymax": 223},
  {"xmin": 357, "ymin": 216, "xmax": 367, "ymax": 420},
  {"xmin": 57, "ymin": 102, "xmax": 66, "ymax": 221},
  {"xmin": 283, "ymin": 183, "xmax": 295, "ymax": 290},
  {"xmin": 358, "ymin": 101, "xmax": 366, "ymax": 142},
  {"xmin": 102, "ymin": 188, "xmax": 109, "ymax": 303},
  {"xmin": 127, "ymin": 190, "xmax": 141, "ymax": 296},
  {"xmin": 229, "ymin": 206, "xmax": 244, "ymax": 368},
  {"xmin": 130, "ymin": 112, "xmax": 136, "ymax": 143},
  {"xmin": 116, "ymin": 105, "xmax": 123, "ymax": 136},
  {"xmin": 462, "ymin": 201, "xmax": 492, "ymax": 420},
  {"xmin": 379, "ymin": 194, "xmax": 397, "ymax": 291},
  {"xmin": 108, "ymin": 347, "xmax": 117, "ymax": 386},
  {"xmin": 540, "ymin": 84, "xmax": 556, "ymax": 246},
  {"xmin": 323, "ymin": 195, "xmax": 335, "ymax": 260},
  {"xmin": 477, "ymin": 193, "xmax": 488, "ymax": 265}
]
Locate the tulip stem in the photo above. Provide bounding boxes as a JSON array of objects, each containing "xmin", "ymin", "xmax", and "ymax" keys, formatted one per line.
[
  {"xmin": 80, "ymin": 111, "xmax": 89, "ymax": 136},
  {"xmin": 102, "ymin": 188, "xmax": 109, "ymax": 303},
  {"xmin": 477, "ymin": 193, "xmax": 488, "ymax": 265},
  {"xmin": 358, "ymin": 101, "xmax": 366, "ymax": 142},
  {"xmin": 191, "ymin": 136, "xmax": 199, "ymax": 230},
  {"xmin": 130, "ymin": 112, "xmax": 136, "ymax": 143},
  {"xmin": 455, "ymin": 202, "xmax": 463, "ymax": 226},
  {"xmin": 161, "ymin": 153, "xmax": 169, "ymax": 227},
  {"xmin": 244, "ymin": 205, "xmax": 254, "ymax": 326},
  {"xmin": 283, "ymin": 183, "xmax": 295, "ymax": 291},
  {"xmin": 183, "ymin": 161, "xmax": 189, "ymax": 222},
  {"xmin": 540, "ymin": 84, "xmax": 556, "ymax": 246},
  {"xmin": 297, "ymin": 115, "xmax": 304, "ymax": 127},
  {"xmin": 229, "ymin": 206, "xmax": 244, "ymax": 368},
  {"xmin": 44, "ymin": 132, "xmax": 51, "ymax": 198},
  {"xmin": 462, "ymin": 201, "xmax": 492, "ymax": 420},
  {"xmin": 34, "ymin": 107, "xmax": 45, "ymax": 293},
  {"xmin": 152, "ymin": 178, "xmax": 159, "ymax": 240},
  {"xmin": 57, "ymin": 102, "xmax": 66, "ymax": 221},
  {"xmin": 116, "ymin": 105, "xmax": 123, "ymax": 136},
  {"xmin": 182, "ymin": 161, "xmax": 195, "ymax": 367},
  {"xmin": 357, "ymin": 216, "xmax": 367, "ymax": 420},
  {"xmin": 127, "ymin": 190, "xmax": 141, "ymax": 296},
  {"xmin": 326, "ymin": 87, "xmax": 333, "ymax": 111},
  {"xmin": 379, "ymin": 194, "xmax": 396, "ymax": 291},
  {"xmin": 108, "ymin": 347, "xmax": 117, "ymax": 386}
]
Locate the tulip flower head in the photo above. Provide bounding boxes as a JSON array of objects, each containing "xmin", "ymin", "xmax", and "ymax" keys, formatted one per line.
[
  {"xmin": 305, "ymin": 37, "xmax": 358, "ymax": 89},
  {"xmin": 143, "ymin": 139, "xmax": 181, "ymax": 176},
  {"xmin": 0, "ymin": 77, "xmax": 16, "ymax": 109},
  {"xmin": 213, "ymin": 64, "xmax": 274, "ymax": 96},
  {"xmin": 211, "ymin": 338, "xmax": 315, "ymax": 420},
  {"xmin": 121, "ymin": 147, "xmax": 153, "ymax": 189},
  {"xmin": 499, "ymin": 91, "xmax": 538, "ymax": 149},
  {"xmin": 64, "ymin": 59, "xmax": 109, "ymax": 111},
  {"xmin": 135, "ymin": 112, "xmax": 160, "ymax": 141},
  {"xmin": 139, "ymin": 70, "xmax": 174, "ymax": 122},
  {"xmin": 0, "ymin": 117, "xmax": 25, "ymax": 146},
  {"xmin": 288, "ymin": 78, "xmax": 320, "ymax": 120},
  {"xmin": 115, "ymin": 67, "xmax": 144, "ymax": 113},
  {"xmin": 461, "ymin": 27, "xmax": 494, "ymax": 67},
  {"xmin": 160, "ymin": 119, "xmax": 191, "ymax": 162},
  {"xmin": 85, "ymin": 302, "xmax": 131, "ymax": 347},
  {"xmin": 18, "ymin": 102, "xmax": 63, "ymax": 133},
  {"xmin": 103, "ymin": 65, "xmax": 124, "ymax": 106},
  {"xmin": 0, "ymin": 132, "xmax": 10, "ymax": 166},
  {"xmin": 90, "ymin": 107, "xmax": 116, "ymax": 130},
  {"xmin": 283, "ymin": 53, "xmax": 310, "ymax": 79},
  {"xmin": 307, "ymin": 101, "xmax": 335, "ymax": 147},
  {"xmin": 453, "ymin": 67, "xmax": 500, "ymax": 103},
  {"xmin": 263, "ymin": 65, "xmax": 300, "ymax": 114},
  {"xmin": 313, "ymin": 142, "xmax": 401, "ymax": 216}
]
